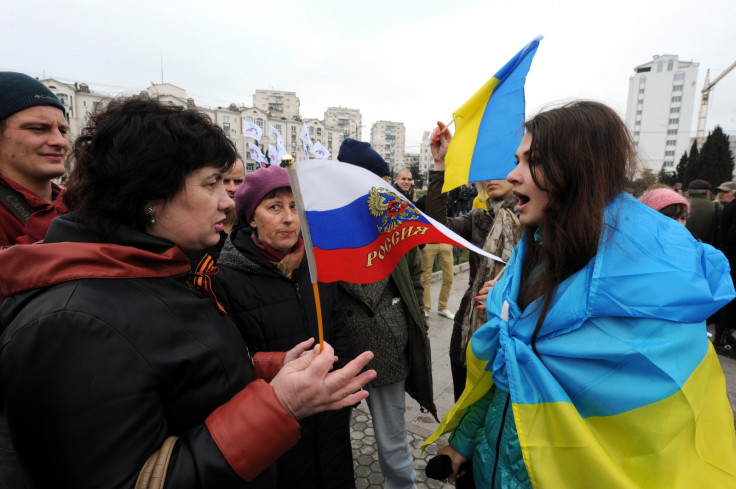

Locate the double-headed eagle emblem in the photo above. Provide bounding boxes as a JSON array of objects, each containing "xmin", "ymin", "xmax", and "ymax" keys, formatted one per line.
[{"xmin": 367, "ymin": 187, "xmax": 421, "ymax": 233}]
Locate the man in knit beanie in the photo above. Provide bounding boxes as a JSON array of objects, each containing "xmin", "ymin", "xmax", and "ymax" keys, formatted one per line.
[{"xmin": 0, "ymin": 71, "xmax": 68, "ymax": 246}]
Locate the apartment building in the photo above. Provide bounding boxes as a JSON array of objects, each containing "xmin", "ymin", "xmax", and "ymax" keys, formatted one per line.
[
  {"xmin": 624, "ymin": 54, "xmax": 699, "ymax": 173},
  {"xmin": 370, "ymin": 120, "xmax": 406, "ymax": 174}
]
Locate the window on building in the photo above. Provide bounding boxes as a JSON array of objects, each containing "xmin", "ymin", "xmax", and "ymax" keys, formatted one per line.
[
  {"xmin": 636, "ymin": 109, "xmax": 642, "ymax": 115},
  {"xmin": 674, "ymin": 72, "xmax": 685, "ymax": 81},
  {"xmin": 671, "ymin": 96, "xmax": 682, "ymax": 102},
  {"xmin": 666, "ymin": 139, "xmax": 676, "ymax": 146},
  {"xmin": 56, "ymin": 93, "xmax": 68, "ymax": 105},
  {"xmin": 275, "ymin": 124, "xmax": 281, "ymax": 132},
  {"xmin": 669, "ymin": 118, "xmax": 679, "ymax": 125},
  {"xmin": 247, "ymin": 117, "xmax": 253, "ymax": 123},
  {"xmin": 291, "ymin": 126, "xmax": 297, "ymax": 135},
  {"xmin": 256, "ymin": 118, "xmax": 263, "ymax": 128},
  {"xmin": 317, "ymin": 128, "xmax": 322, "ymax": 137},
  {"xmin": 639, "ymin": 88, "xmax": 645, "ymax": 94},
  {"xmin": 673, "ymin": 84, "xmax": 683, "ymax": 91},
  {"xmin": 667, "ymin": 60, "xmax": 674, "ymax": 71},
  {"xmin": 665, "ymin": 150, "xmax": 675, "ymax": 156},
  {"xmin": 657, "ymin": 62, "xmax": 663, "ymax": 72},
  {"xmin": 309, "ymin": 126, "xmax": 314, "ymax": 136},
  {"xmin": 223, "ymin": 116, "xmax": 230, "ymax": 123},
  {"xmin": 667, "ymin": 129, "xmax": 678, "ymax": 135},
  {"xmin": 223, "ymin": 123, "xmax": 230, "ymax": 133},
  {"xmin": 670, "ymin": 107, "xmax": 680, "ymax": 114}
]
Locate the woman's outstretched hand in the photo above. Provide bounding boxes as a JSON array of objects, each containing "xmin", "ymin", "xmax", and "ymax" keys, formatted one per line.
[{"xmin": 271, "ymin": 342, "xmax": 376, "ymax": 419}]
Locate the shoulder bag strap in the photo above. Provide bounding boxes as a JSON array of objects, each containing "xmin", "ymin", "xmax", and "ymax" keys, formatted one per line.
[{"xmin": 0, "ymin": 184, "xmax": 33, "ymax": 224}]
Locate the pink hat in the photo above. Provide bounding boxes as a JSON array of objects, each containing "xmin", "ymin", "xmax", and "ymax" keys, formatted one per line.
[{"xmin": 639, "ymin": 188, "xmax": 690, "ymax": 213}]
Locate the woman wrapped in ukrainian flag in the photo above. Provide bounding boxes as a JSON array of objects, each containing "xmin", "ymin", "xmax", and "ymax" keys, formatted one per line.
[{"xmin": 426, "ymin": 100, "xmax": 736, "ymax": 489}]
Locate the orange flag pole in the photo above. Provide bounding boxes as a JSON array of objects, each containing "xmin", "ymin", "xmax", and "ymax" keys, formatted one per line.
[
  {"xmin": 283, "ymin": 154, "xmax": 325, "ymax": 351},
  {"xmin": 312, "ymin": 283, "xmax": 325, "ymax": 349}
]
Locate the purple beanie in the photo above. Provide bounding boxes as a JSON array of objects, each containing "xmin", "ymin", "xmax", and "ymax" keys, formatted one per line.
[
  {"xmin": 235, "ymin": 165, "xmax": 291, "ymax": 223},
  {"xmin": 639, "ymin": 188, "xmax": 690, "ymax": 213}
]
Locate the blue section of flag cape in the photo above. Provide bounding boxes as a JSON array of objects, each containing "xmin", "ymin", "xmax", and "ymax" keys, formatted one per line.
[{"xmin": 472, "ymin": 192, "xmax": 735, "ymax": 415}]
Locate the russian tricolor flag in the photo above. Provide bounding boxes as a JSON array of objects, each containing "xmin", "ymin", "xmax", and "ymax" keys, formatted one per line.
[{"xmin": 289, "ymin": 159, "xmax": 501, "ymax": 284}]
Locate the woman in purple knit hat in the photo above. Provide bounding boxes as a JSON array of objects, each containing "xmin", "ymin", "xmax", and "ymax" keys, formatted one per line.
[{"xmin": 215, "ymin": 165, "xmax": 355, "ymax": 489}]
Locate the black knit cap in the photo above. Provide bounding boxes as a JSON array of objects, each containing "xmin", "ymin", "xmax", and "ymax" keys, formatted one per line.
[
  {"xmin": 337, "ymin": 138, "xmax": 390, "ymax": 177},
  {"xmin": 0, "ymin": 72, "xmax": 65, "ymax": 121}
]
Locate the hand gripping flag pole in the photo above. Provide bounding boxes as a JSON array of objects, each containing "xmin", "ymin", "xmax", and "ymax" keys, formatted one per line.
[{"xmin": 282, "ymin": 154, "xmax": 325, "ymax": 351}]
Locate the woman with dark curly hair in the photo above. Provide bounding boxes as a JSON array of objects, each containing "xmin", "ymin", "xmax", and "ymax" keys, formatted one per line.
[{"xmin": 0, "ymin": 97, "xmax": 375, "ymax": 489}]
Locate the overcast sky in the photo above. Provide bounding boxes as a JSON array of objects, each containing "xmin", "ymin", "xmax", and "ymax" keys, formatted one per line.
[{"xmin": 3, "ymin": 0, "xmax": 735, "ymax": 152}]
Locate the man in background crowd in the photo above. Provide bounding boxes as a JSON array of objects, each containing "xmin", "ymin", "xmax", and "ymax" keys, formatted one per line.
[{"xmin": 0, "ymin": 72, "xmax": 68, "ymax": 246}]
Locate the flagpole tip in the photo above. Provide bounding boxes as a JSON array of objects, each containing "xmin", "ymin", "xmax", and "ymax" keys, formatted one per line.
[{"xmin": 281, "ymin": 154, "xmax": 295, "ymax": 168}]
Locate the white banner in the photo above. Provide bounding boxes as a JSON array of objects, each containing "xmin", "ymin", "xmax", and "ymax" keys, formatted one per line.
[
  {"xmin": 243, "ymin": 120, "xmax": 263, "ymax": 141},
  {"xmin": 311, "ymin": 141, "xmax": 331, "ymax": 159}
]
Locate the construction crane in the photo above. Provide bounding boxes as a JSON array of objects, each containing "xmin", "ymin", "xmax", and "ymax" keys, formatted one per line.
[{"xmin": 696, "ymin": 59, "xmax": 736, "ymax": 143}]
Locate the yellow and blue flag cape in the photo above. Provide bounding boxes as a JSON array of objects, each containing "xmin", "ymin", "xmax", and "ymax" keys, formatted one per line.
[
  {"xmin": 425, "ymin": 193, "xmax": 736, "ymax": 488},
  {"xmin": 443, "ymin": 35, "xmax": 542, "ymax": 193}
]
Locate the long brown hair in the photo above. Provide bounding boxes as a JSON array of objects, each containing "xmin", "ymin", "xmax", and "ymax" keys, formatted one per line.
[{"xmin": 517, "ymin": 101, "xmax": 638, "ymax": 355}]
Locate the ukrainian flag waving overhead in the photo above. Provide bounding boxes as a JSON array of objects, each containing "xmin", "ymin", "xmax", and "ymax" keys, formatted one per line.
[
  {"xmin": 442, "ymin": 36, "xmax": 542, "ymax": 193},
  {"xmin": 425, "ymin": 193, "xmax": 736, "ymax": 488}
]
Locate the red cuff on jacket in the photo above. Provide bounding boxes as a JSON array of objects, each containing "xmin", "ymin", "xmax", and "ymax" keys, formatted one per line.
[
  {"xmin": 206, "ymin": 380, "xmax": 300, "ymax": 481},
  {"xmin": 253, "ymin": 351, "xmax": 286, "ymax": 382}
]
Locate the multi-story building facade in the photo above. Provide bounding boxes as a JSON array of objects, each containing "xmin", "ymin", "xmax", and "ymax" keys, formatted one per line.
[
  {"xmin": 39, "ymin": 78, "xmax": 347, "ymax": 173},
  {"xmin": 370, "ymin": 120, "xmax": 406, "ymax": 175},
  {"xmin": 324, "ymin": 107, "xmax": 362, "ymax": 140},
  {"xmin": 624, "ymin": 54, "xmax": 699, "ymax": 173},
  {"xmin": 252, "ymin": 89, "xmax": 300, "ymax": 119},
  {"xmin": 418, "ymin": 143, "xmax": 433, "ymax": 188}
]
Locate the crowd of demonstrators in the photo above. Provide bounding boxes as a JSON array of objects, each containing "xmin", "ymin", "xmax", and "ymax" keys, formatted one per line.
[
  {"xmin": 337, "ymin": 139, "xmax": 437, "ymax": 489},
  {"xmin": 0, "ymin": 98, "xmax": 376, "ymax": 489},
  {"xmin": 3, "ymin": 71, "xmax": 735, "ymax": 489},
  {"xmin": 431, "ymin": 101, "xmax": 735, "ymax": 488},
  {"xmin": 0, "ymin": 72, "xmax": 69, "ymax": 246},
  {"xmin": 716, "ymin": 181, "xmax": 736, "ymax": 357},
  {"xmin": 425, "ymin": 126, "xmax": 522, "ymax": 402},
  {"xmin": 215, "ymin": 165, "xmax": 354, "ymax": 489},
  {"xmin": 686, "ymin": 179, "xmax": 721, "ymax": 246}
]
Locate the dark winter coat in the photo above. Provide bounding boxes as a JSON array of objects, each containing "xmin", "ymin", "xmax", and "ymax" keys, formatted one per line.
[
  {"xmin": 338, "ymin": 247, "xmax": 438, "ymax": 420},
  {"xmin": 216, "ymin": 225, "xmax": 354, "ymax": 489},
  {"xmin": 0, "ymin": 214, "xmax": 300, "ymax": 489}
]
